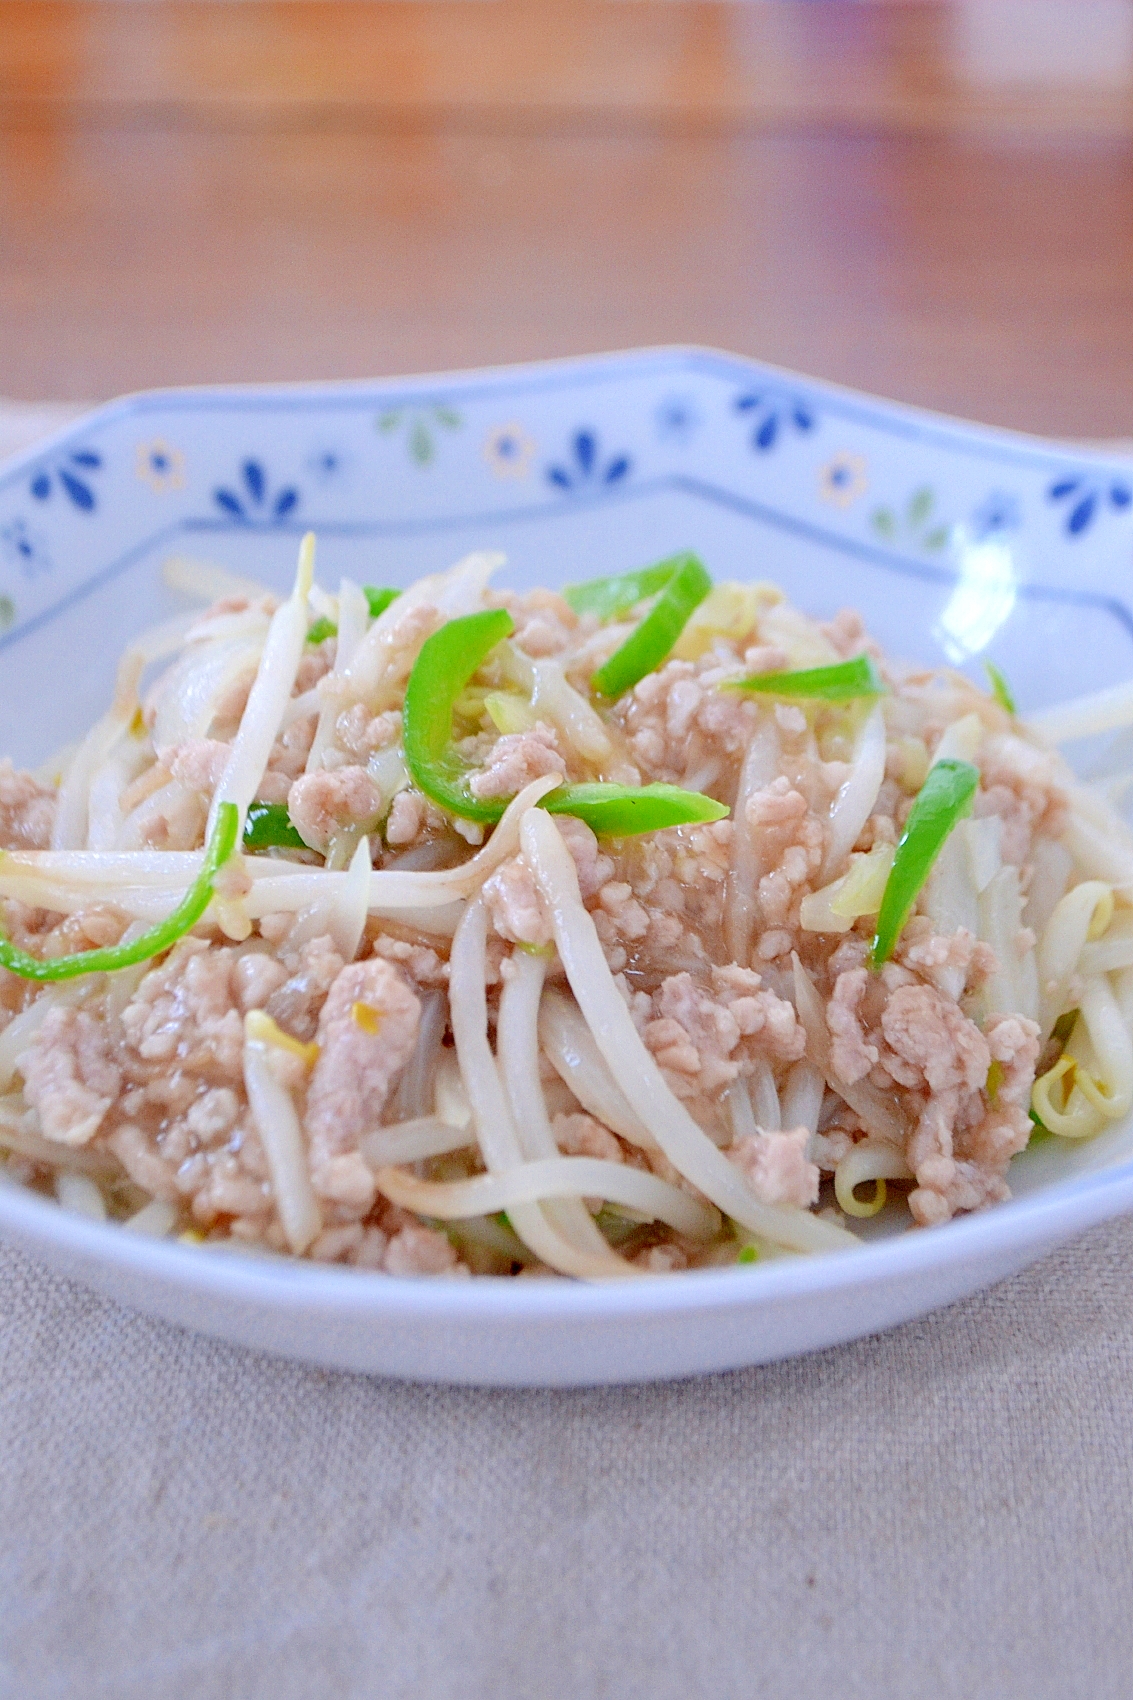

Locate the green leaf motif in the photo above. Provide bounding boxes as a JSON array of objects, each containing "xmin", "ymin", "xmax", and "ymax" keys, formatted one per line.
[
  {"xmin": 377, "ymin": 405, "xmax": 462, "ymax": 467},
  {"xmin": 871, "ymin": 507, "xmax": 897, "ymax": 540},
  {"xmin": 922, "ymin": 525, "xmax": 951, "ymax": 553},
  {"xmin": 0, "ymin": 596, "xmax": 14, "ymax": 630},
  {"xmin": 907, "ymin": 486, "xmax": 934, "ymax": 527},
  {"xmin": 410, "ymin": 421, "xmax": 435, "ymax": 466}
]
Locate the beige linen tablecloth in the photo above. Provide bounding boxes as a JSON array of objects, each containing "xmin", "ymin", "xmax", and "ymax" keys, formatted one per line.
[{"xmin": 2, "ymin": 401, "xmax": 1132, "ymax": 1700}]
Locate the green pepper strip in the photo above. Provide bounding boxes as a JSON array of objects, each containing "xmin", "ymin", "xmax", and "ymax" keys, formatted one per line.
[
  {"xmin": 544, "ymin": 782, "xmax": 726, "ymax": 835},
  {"xmin": 984, "ymin": 659, "xmax": 1016, "ymax": 715},
  {"xmin": 404, "ymin": 608, "xmax": 517, "ymax": 823},
  {"xmin": 243, "ymin": 800, "xmax": 307, "ymax": 853},
  {"xmin": 364, "ymin": 586, "xmax": 400, "ymax": 619},
  {"xmin": 563, "ymin": 558, "xmax": 688, "ymax": 623},
  {"xmin": 0, "ymin": 803, "xmax": 240, "ymax": 983},
  {"xmin": 403, "ymin": 611, "xmax": 728, "ymax": 835},
  {"xmin": 564, "ymin": 553, "xmax": 712, "ymax": 700},
  {"xmin": 728, "ymin": 655, "xmax": 885, "ymax": 701},
  {"xmin": 306, "ymin": 616, "xmax": 337, "ymax": 646},
  {"xmin": 869, "ymin": 759, "xmax": 979, "ymax": 967}
]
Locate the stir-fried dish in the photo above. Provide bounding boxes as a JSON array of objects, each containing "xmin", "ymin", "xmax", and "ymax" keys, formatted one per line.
[{"xmin": 0, "ymin": 538, "xmax": 1130, "ymax": 1277}]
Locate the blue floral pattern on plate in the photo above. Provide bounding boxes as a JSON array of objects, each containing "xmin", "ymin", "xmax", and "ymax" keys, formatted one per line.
[
  {"xmin": 734, "ymin": 389, "xmax": 816, "ymax": 452},
  {"xmin": 213, "ymin": 460, "xmax": 300, "ymax": 524},
  {"xmin": 546, "ymin": 429, "xmax": 631, "ymax": 491},
  {"xmin": 29, "ymin": 449, "xmax": 103, "ymax": 513},
  {"xmin": 1047, "ymin": 474, "xmax": 1132, "ymax": 537}
]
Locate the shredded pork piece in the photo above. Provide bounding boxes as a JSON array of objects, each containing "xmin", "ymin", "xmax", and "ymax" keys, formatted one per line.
[
  {"xmin": 468, "ymin": 723, "xmax": 566, "ymax": 800},
  {"xmin": 643, "ymin": 966, "xmax": 804, "ymax": 1102},
  {"xmin": 370, "ymin": 933, "xmax": 450, "ymax": 987},
  {"xmin": 305, "ymin": 958, "xmax": 421, "ymax": 1208},
  {"xmin": 482, "ymin": 854, "xmax": 552, "ymax": 948},
  {"xmin": 287, "ymin": 766, "xmax": 383, "ymax": 852},
  {"xmin": 552, "ymin": 1110, "xmax": 624, "ymax": 1162},
  {"xmin": 617, "ymin": 656, "xmax": 755, "ymax": 785},
  {"xmin": 0, "ymin": 761, "xmax": 56, "ymax": 851},
  {"xmin": 164, "ymin": 739, "xmax": 230, "ymax": 796},
  {"xmin": 383, "ymin": 1221, "xmax": 461, "ymax": 1276},
  {"xmin": 554, "ymin": 814, "xmax": 615, "ymax": 899},
  {"xmin": 827, "ymin": 969, "xmax": 880, "ymax": 1085},
  {"xmin": 489, "ymin": 588, "xmax": 580, "ymax": 658},
  {"xmin": 22, "ymin": 1008, "xmax": 121, "ymax": 1147},
  {"xmin": 729, "ymin": 1126, "xmax": 819, "ymax": 1208},
  {"xmin": 335, "ymin": 704, "xmax": 400, "ymax": 761}
]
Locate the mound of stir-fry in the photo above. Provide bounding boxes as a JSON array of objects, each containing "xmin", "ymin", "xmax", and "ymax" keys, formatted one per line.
[{"xmin": 0, "ymin": 537, "xmax": 1129, "ymax": 1277}]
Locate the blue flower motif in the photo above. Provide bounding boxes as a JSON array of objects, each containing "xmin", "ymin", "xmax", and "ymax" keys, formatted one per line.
[
  {"xmin": 546, "ymin": 430, "xmax": 631, "ymax": 492},
  {"xmin": 734, "ymin": 391, "xmax": 816, "ymax": 453},
  {"xmin": 1, "ymin": 519, "xmax": 51, "ymax": 577},
  {"xmin": 29, "ymin": 448, "xmax": 103, "ymax": 513},
  {"xmin": 655, "ymin": 394, "xmax": 701, "ymax": 444},
  {"xmin": 213, "ymin": 460, "xmax": 300, "ymax": 524},
  {"xmin": 1047, "ymin": 475, "xmax": 1131, "ymax": 538},
  {"xmin": 969, "ymin": 491, "xmax": 1020, "ymax": 541}
]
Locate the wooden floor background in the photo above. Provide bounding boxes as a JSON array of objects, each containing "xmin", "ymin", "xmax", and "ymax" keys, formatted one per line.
[{"xmin": 2, "ymin": 1, "xmax": 1133, "ymax": 436}]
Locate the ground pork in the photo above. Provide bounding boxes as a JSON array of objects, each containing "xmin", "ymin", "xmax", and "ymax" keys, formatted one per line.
[
  {"xmin": 973, "ymin": 732, "xmax": 1069, "ymax": 867},
  {"xmin": 616, "ymin": 656, "xmax": 755, "ymax": 785},
  {"xmin": 730, "ymin": 1126, "xmax": 819, "ymax": 1208},
  {"xmin": 305, "ymin": 958, "xmax": 421, "ymax": 1207},
  {"xmin": 334, "ymin": 704, "xmax": 400, "ymax": 761},
  {"xmin": 369, "ymin": 932, "xmax": 450, "ymax": 987},
  {"xmin": 552, "ymin": 1110, "xmax": 624, "ymax": 1162},
  {"xmin": 898, "ymin": 923, "xmax": 997, "ymax": 999},
  {"xmin": 4, "ymin": 903, "xmax": 128, "ymax": 966},
  {"xmin": 287, "ymin": 765, "xmax": 383, "ymax": 853},
  {"xmin": 555, "ymin": 814, "xmax": 615, "ymax": 899},
  {"xmin": 746, "ymin": 778, "xmax": 825, "ymax": 937},
  {"xmin": 642, "ymin": 965, "xmax": 804, "ymax": 1102},
  {"xmin": 22, "ymin": 1007, "xmax": 122, "ymax": 1147},
  {"xmin": 826, "ymin": 969, "xmax": 879, "ymax": 1085},
  {"xmin": 268, "ymin": 715, "xmax": 318, "ymax": 781},
  {"xmin": 590, "ymin": 821, "xmax": 733, "ymax": 975},
  {"xmin": 488, "ymin": 588, "xmax": 580, "ymax": 659},
  {"xmin": 263, "ymin": 935, "xmax": 346, "ymax": 1042},
  {"xmin": 383, "ymin": 1220, "xmax": 462, "ymax": 1276},
  {"xmin": 381, "ymin": 790, "xmax": 451, "ymax": 852},
  {"xmin": 467, "ymin": 723, "xmax": 566, "ymax": 800},
  {"xmin": 742, "ymin": 643, "xmax": 790, "ymax": 675},
  {"xmin": 821, "ymin": 608, "xmax": 872, "ymax": 659},
  {"xmin": 99, "ymin": 939, "xmax": 285, "ymax": 1227},
  {"xmin": 482, "ymin": 854, "xmax": 552, "ymax": 948},
  {"xmin": 384, "ymin": 791, "xmax": 426, "ymax": 847},
  {"xmin": 881, "ymin": 984, "xmax": 991, "ymax": 1095},
  {"xmin": 164, "ymin": 739, "xmax": 230, "ymax": 795},
  {"xmin": 0, "ymin": 761, "xmax": 56, "ymax": 851}
]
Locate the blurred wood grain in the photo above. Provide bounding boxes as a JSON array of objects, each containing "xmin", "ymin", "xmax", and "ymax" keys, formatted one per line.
[{"xmin": 2, "ymin": 1, "xmax": 1133, "ymax": 437}]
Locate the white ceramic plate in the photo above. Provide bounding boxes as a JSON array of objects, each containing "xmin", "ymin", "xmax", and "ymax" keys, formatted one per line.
[{"xmin": 2, "ymin": 346, "xmax": 1132, "ymax": 1386}]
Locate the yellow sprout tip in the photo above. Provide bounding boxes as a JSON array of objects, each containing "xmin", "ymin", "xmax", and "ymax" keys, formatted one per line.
[
  {"xmin": 351, "ymin": 1001, "xmax": 383, "ymax": 1035},
  {"xmin": 295, "ymin": 532, "xmax": 316, "ymax": 600},
  {"xmin": 244, "ymin": 1009, "xmax": 320, "ymax": 1068},
  {"xmin": 1087, "ymin": 887, "xmax": 1115, "ymax": 942}
]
